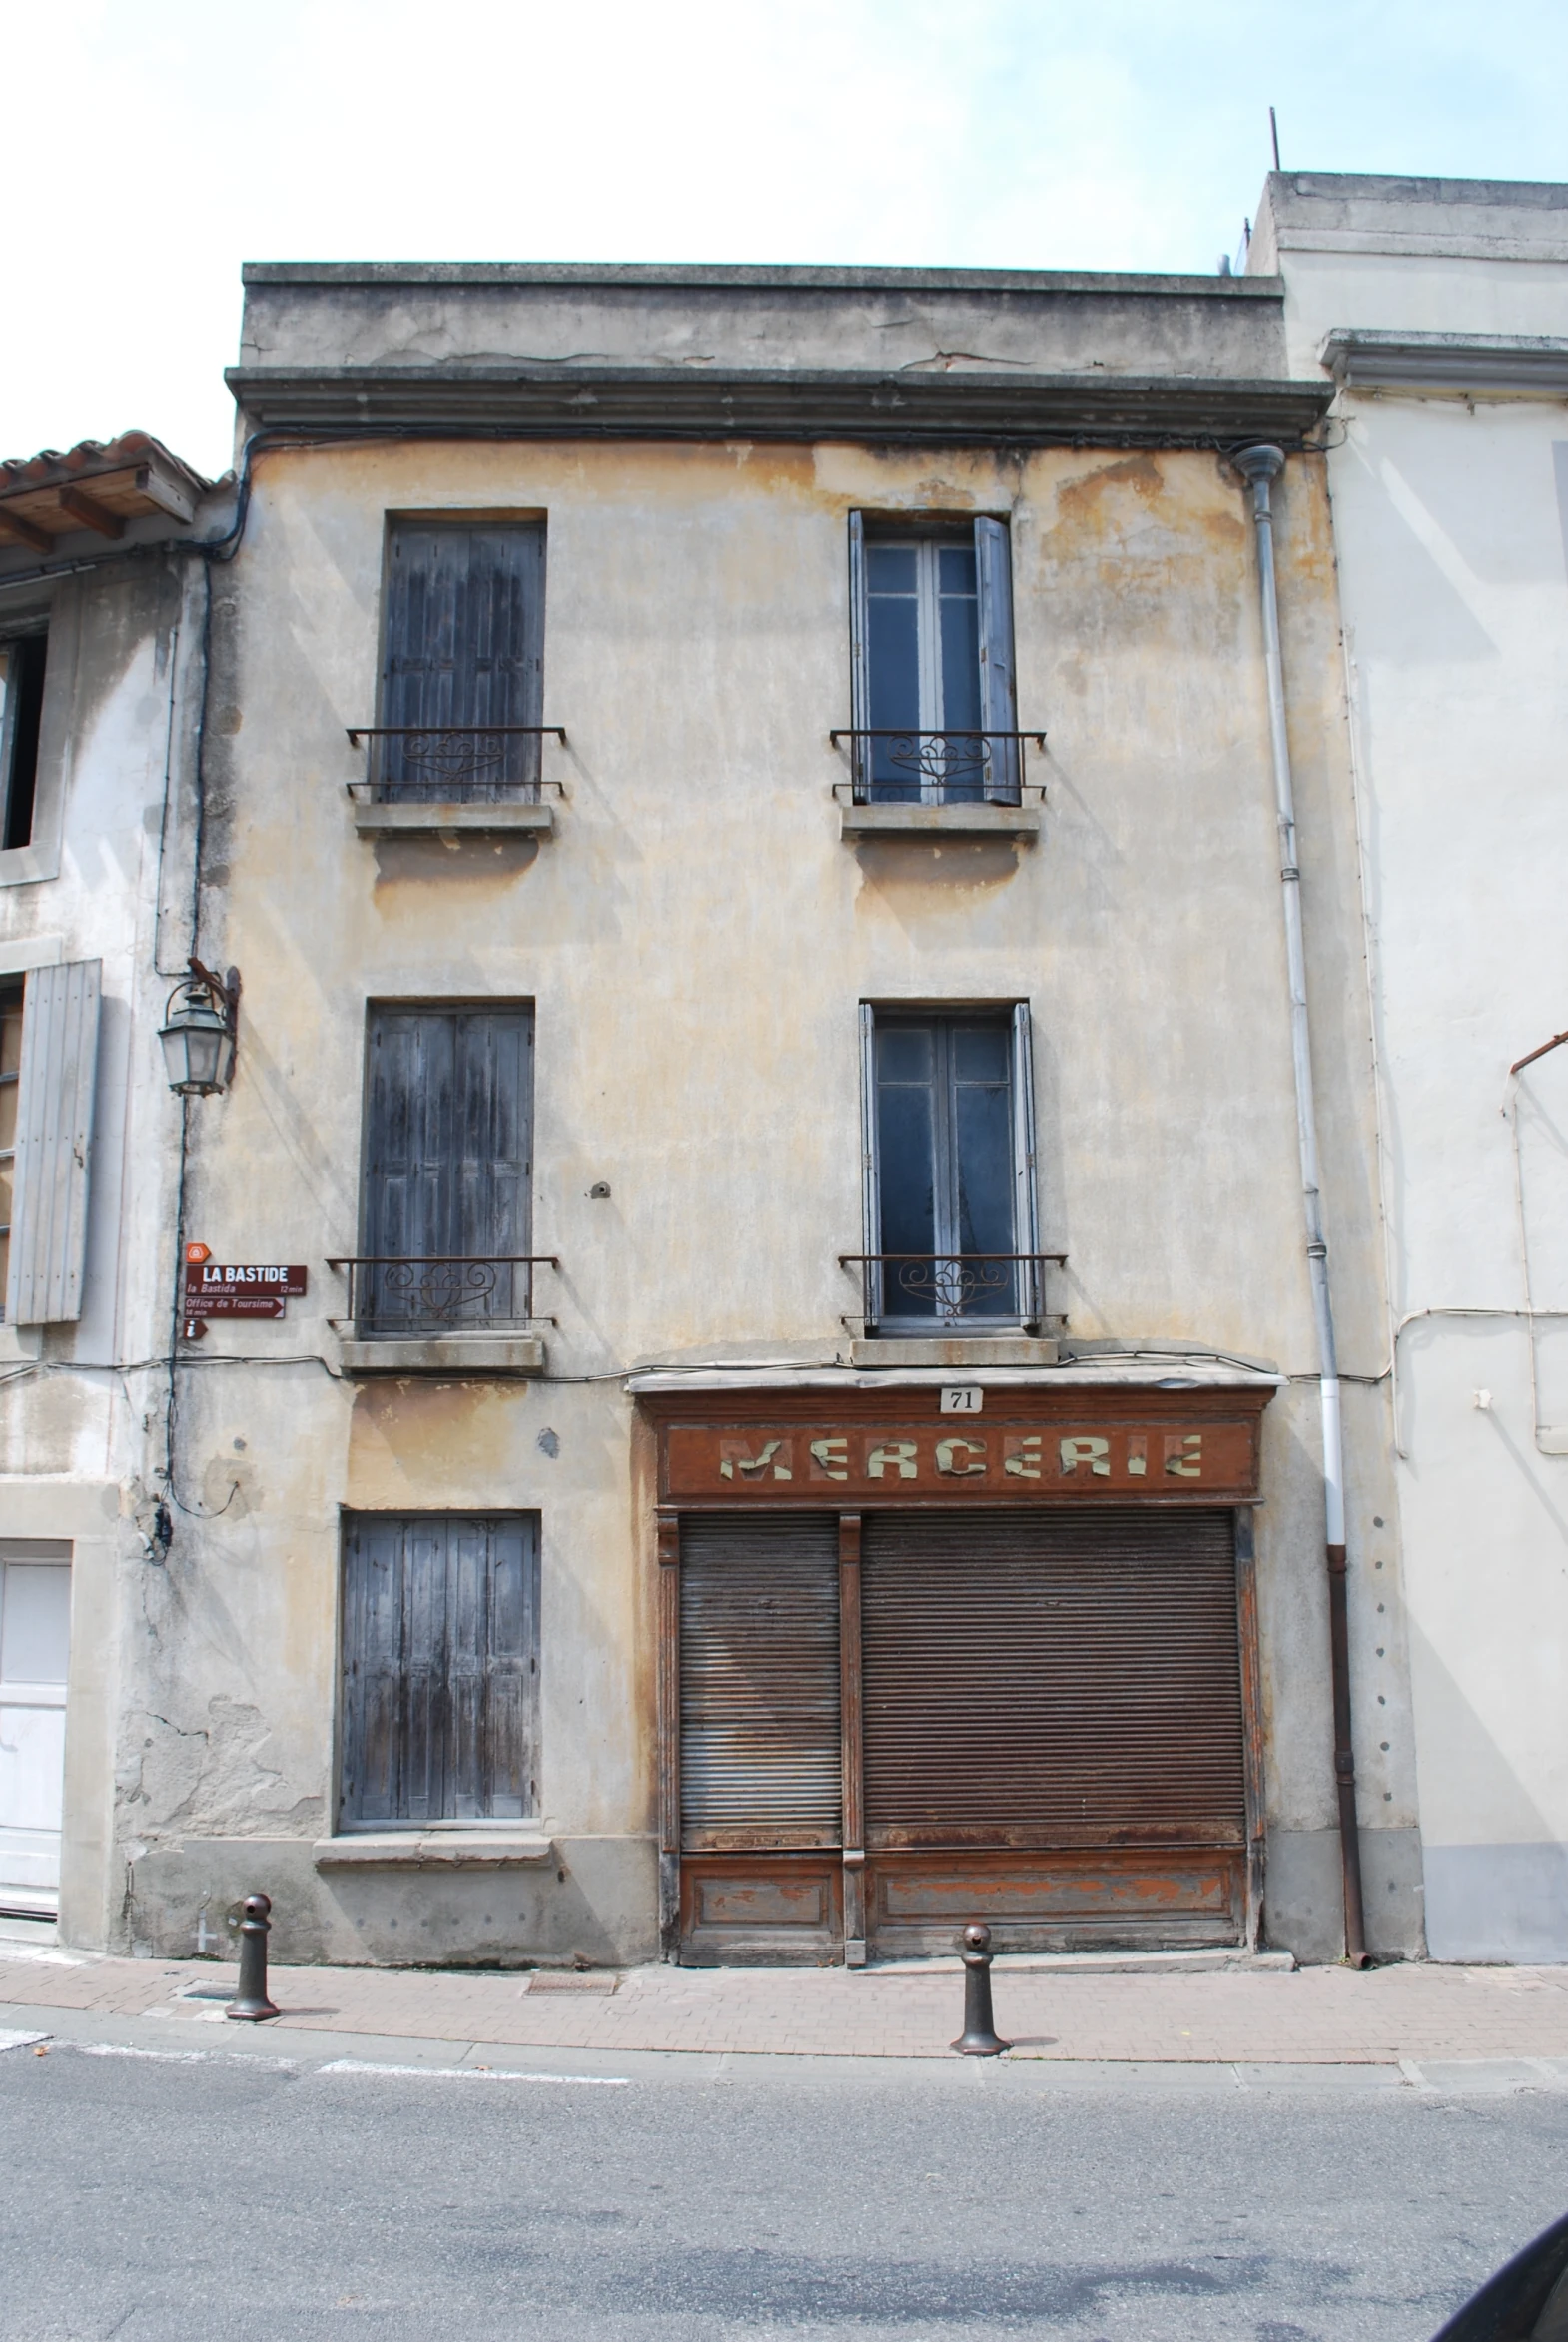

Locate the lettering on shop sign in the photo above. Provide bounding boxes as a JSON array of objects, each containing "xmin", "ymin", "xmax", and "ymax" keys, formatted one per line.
[{"xmin": 669, "ymin": 1419, "xmax": 1256, "ymax": 1500}]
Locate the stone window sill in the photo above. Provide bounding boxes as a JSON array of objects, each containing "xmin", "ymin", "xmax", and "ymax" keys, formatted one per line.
[
  {"xmin": 314, "ymin": 1833, "xmax": 555, "ymax": 1869},
  {"xmin": 834, "ymin": 785, "xmax": 1042, "ymax": 842},
  {"xmin": 336, "ymin": 1334, "xmax": 546, "ymax": 1377},
  {"xmin": 353, "ymin": 801, "xmax": 554, "ymax": 838}
]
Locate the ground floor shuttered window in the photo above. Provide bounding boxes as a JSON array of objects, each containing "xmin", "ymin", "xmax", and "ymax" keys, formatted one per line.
[{"xmin": 339, "ymin": 1513, "xmax": 539, "ymax": 1828}]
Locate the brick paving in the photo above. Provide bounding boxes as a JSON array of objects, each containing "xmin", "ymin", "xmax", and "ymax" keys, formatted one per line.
[{"xmin": 2, "ymin": 1946, "xmax": 1568, "ymax": 2063}]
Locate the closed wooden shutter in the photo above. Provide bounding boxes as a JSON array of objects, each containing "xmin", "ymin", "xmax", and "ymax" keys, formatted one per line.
[
  {"xmin": 340, "ymin": 1513, "xmax": 539, "ymax": 1827},
  {"xmin": 363, "ymin": 1007, "xmax": 532, "ymax": 1326},
  {"xmin": 6, "ymin": 960, "xmax": 100, "ymax": 1326},
  {"xmin": 381, "ymin": 523, "xmax": 545, "ymax": 798},
  {"xmin": 680, "ymin": 1513, "xmax": 841, "ymax": 1851},
  {"xmin": 861, "ymin": 1508, "xmax": 1244, "ymax": 1847}
]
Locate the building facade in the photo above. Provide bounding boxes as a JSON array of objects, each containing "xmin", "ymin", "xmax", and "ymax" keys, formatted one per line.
[
  {"xmin": 0, "ymin": 257, "xmax": 1423, "ymax": 1972},
  {"xmin": 0, "ymin": 433, "xmax": 218, "ymax": 1943},
  {"xmin": 1255, "ymin": 172, "xmax": 1568, "ymax": 1961}
]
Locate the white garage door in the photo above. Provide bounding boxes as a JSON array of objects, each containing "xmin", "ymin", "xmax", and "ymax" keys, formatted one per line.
[{"xmin": 0, "ymin": 1545, "xmax": 71, "ymax": 1917}]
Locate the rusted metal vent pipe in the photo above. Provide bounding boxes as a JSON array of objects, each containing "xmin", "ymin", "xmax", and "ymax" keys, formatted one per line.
[{"xmin": 1233, "ymin": 443, "xmax": 1367, "ymax": 1969}]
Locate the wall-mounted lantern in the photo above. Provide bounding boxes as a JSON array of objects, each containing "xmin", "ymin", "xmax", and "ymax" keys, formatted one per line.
[{"xmin": 160, "ymin": 957, "xmax": 240, "ymax": 1097}]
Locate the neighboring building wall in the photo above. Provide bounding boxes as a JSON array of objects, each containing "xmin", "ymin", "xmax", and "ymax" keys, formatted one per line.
[
  {"xmin": 1258, "ymin": 173, "xmax": 1568, "ymax": 1959},
  {"xmin": 109, "ymin": 265, "xmax": 1414, "ymax": 1967},
  {"xmin": 0, "ymin": 501, "xmax": 213, "ymax": 1949}
]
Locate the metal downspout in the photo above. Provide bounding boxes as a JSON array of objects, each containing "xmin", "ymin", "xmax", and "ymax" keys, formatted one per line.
[{"xmin": 1234, "ymin": 443, "xmax": 1368, "ymax": 1968}]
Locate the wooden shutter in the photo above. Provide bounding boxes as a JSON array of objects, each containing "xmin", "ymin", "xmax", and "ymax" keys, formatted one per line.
[
  {"xmin": 974, "ymin": 516, "xmax": 1019, "ymax": 802},
  {"xmin": 1010, "ymin": 1002, "xmax": 1041, "ymax": 1321},
  {"xmin": 860, "ymin": 1508, "xmax": 1245, "ymax": 1847},
  {"xmin": 340, "ymin": 1513, "xmax": 540, "ymax": 1827},
  {"xmin": 858, "ymin": 1002, "xmax": 882, "ymax": 1329},
  {"xmin": 7, "ymin": 960, "xmax": 100, "ymax": 1326},
  {"xmin": 679, "ymin": 1513, "xmax": 841, "ymax": 1851},
  {"xmin": 364, "ymin": 1007, "xmax": 532, "ymax": 1322},
  {"xmin": 381, "ymin": 524, "xmax": 545, "ymax": 797},
  {"xmin": 847, "ymin": 511, "xmax": 869, "ymax": 798}
]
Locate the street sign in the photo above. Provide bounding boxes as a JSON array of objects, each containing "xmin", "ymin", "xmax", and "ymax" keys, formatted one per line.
[{"xmin": 182, "ymin": 1263, "xmax": 308, "ymax": 1317}]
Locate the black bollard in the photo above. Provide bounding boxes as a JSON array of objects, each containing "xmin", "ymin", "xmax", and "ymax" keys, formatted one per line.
[
  {"xmin": 951, "ymin": 1921, "xmax": 1010, "ymax": 2056},
  {"xmin": 226, "ymin": 1893, "xmax": 281, "ymax": 2022}
]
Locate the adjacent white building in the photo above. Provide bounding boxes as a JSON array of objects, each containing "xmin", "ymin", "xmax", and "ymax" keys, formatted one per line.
[{"xmin": 1255, "ymin": 172, "xmax": 1568, "ymax": 1959}]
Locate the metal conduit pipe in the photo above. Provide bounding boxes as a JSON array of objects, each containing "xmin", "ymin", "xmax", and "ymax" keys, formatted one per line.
[{"xmin": 1233, "ymin": 442, "xmax": 1368, "ymax": 1968}]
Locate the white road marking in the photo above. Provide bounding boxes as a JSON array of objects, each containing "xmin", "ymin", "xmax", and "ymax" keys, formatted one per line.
[{"xmin": 315, "ymin": 2059, "xmax": 628, "ymax": 2086}]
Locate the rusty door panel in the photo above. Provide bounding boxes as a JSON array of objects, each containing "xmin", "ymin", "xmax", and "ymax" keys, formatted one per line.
[
  {"xmin": 680, "ymin": 1856, "xmax": 842, "ymax": 1966},
  {"xmin": 867, "ymin": 1848, "xmax": 1246, "ymax": 1956}
]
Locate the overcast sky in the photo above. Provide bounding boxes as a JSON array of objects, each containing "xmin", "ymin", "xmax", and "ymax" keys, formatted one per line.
[{"xmin": 8, "ymin": 0, "xmax": 1568, "ymax": 481}]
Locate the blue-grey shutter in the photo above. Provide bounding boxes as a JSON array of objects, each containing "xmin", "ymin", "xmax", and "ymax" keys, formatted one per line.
[
  {"xmin": 859, "ymin": 1002, "xmax": 882, "ymax": 1329},
  {"xmin": 341, "ymin": 1512, "xmax": 539, "ymax": 1827},
  {"xmin": 364, "ymin": 1008, "xmax": 532, "ymax": 1326},
  {"xmin": 381, "ymin": 524, "xmax": 545, "ymax": 798},
  {"xmin": 1011, "ymin": 1002, "xmax": 1042, "ymax": 1324},
  {"xmin": 975, "ymin": 517, "xmax": 1019, "ymax": 803},
  {"xmin": 847, "ymin": 511, "xmax": 869, "ymax": 799},
  {"xmin": 7, "ymin": 959, "xmax": 100, "ymax": 1325}
]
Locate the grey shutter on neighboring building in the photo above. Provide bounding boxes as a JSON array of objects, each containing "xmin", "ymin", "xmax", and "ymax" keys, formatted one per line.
[
  {"xmin": 6, "ymin": 960, "xmax": 100, "ymax": 1325},
  {"xmin": 363, "ymin": 1006, "xmax": 533, "ymax": 1327},
  {"xmin": 381, "ymin": 523, "xmax": 545, "ymax": 798},
  {"xmin": 1010, "ymin": 1002, "xmax": 1041, "ymax": 1322},
  {"xmin": 974, "ymin": 516, "xmax": 1019, "ymax": 801},
  {"xmin": 340, "ymin": 1512, "xmax": 540, "ymax": 1827}
]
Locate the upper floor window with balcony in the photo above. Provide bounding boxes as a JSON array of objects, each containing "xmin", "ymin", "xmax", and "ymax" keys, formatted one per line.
[
  {"xmin": 337, "ymin": 1003, "xmax": 544, "ymax": 1339},
  {"xmin": 848, "ymin": 515, "xmax": 1020, "ymax": 805},
  {"xmin": 370, "ymin": 520, "xmax": 547, "ymax": 802},
  {"xmin": 851, "ymin": 1003, "xmax": 1051, "ymax": 1335}
]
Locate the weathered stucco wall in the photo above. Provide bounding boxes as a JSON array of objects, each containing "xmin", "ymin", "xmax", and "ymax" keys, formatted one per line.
[{"xmin": 113, "ymin": 428, "xmax": 1412, "ymax": 1965}]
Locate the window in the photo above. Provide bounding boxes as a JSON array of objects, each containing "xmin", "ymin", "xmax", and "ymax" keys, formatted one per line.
[
  {"xmin": 357, "ymin": 1004, "xmax": 533, "ymax": 1333},
  {"xmin": 339, "ymin": 1513, "xmax": 539, "ymax": 1827},
  {"xmin": 0, "ymin": 985, "xmax": 19, "ymax": 1317},
  {"xmin": 0, "ymin": 633, "xmax": 47, "ymax": 851},
  {"xmin": 378, "ymin": 520, "xmax": 545, "ymax": 800},
  {"xmin": 859, "ymin": 1005, "xmax": 1040, "ymax": 1331},
  {"xmin": 849, "ymin": 516, "xmax": 1017, "ymax": 803}
]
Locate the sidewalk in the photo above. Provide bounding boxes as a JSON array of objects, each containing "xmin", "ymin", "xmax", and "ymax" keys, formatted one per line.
[{"xmin": 3, "ymin": 1940, "xmax": 1568, "ymax": 2067}]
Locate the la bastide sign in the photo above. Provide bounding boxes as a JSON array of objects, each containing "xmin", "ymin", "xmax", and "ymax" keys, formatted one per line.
[
  {"xmin": 182, "ymin": 1243, "xmax": 307, "ymax": 1322},
  {"xmin": 659, "ymin": 1402, "xmax": 1265, "ymax": 1505}
]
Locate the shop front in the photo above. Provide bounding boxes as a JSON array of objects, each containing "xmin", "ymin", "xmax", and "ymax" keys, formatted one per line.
[{"xmin": 640, "ymin": 1380, "xmax": 1273, "ymax": 1965}]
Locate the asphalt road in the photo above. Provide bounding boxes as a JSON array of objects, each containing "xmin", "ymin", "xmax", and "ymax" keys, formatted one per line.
[{"xmin": 2, "ymin": 2036, "xmax": 1567, "ymax": 2341}]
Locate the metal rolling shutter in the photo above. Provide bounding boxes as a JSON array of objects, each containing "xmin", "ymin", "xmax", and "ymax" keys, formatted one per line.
[
  {"xmin": 680, "ymin": 1513, "xmax": 841, "ymax": 1850},
  {"xmin": 861, "ymin": 1509, "xmax": 1244, "ymax": 1842}
]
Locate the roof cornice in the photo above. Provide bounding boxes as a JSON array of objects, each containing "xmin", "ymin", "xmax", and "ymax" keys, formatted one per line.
[{"xmin": 224, "ymin": 365, "xmax": 1331, "ymax": 449}]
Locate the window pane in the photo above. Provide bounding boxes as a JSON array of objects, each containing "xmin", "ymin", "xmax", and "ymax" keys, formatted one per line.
[
  {"xmin": 0, "ymin": 1563, "xmax": 71, "ymax": 1686},
  {"xmin": 0, "ymin": 994, "xmax": 22, "ymax": 1079},
  {"xmin": 0, "ymin": 1084, "xmax": 15, "ymax": 1154},
  {"xmin": 866, "ymin": 545, "xmax": 918, "ymax": 594},
  {"xmin": 953, "ymin": 1024, "xmax": 1009, "ymax": 1082},
  {"xmin": 954, "ymin": 1079, "xmax": 1016, "ymax": 1314},
  {"xmin": 938, "ymin": 547, "xmax": 982, "ymax": 769},
  {"xmin": 880, "ymin": 1082, "xmax": 941, "ymax": 1273},
  {"xmin": 877, "ymin": 1026, "xmax": 933, "ymax": 1084}
]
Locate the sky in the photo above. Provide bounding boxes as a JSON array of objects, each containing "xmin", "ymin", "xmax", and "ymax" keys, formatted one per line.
[{"xmin": 6, "ymin": 0, "xmax": 1568, "ymax": 482}]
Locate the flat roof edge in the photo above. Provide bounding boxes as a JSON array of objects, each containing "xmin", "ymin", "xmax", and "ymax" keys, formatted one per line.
[{"xmin": 239, "ymin": 259, "xmax": 1283, "ymax": 299}]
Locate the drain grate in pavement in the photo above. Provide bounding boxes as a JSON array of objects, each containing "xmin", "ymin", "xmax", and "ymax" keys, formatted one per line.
[{"xmin": 524, "ymin": 1972, "xmax": 620, "ymax": 1994}]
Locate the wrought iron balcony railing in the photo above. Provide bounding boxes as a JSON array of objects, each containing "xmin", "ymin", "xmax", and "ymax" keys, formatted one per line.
[
  {"xmin": 840, "ymin": 1251, "xmax": 1067, "ymax": 1332},
  {"xmin": 328, "ymin": 1255, "xmax": 559, "ymax": 1338},
  {"xmin": 830, "ymin": 728, "xmax": 1046, "ymax": 807},
  {"xmin": 346, "ymin": 725, "xmax": 567, "ymax": 804}
]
